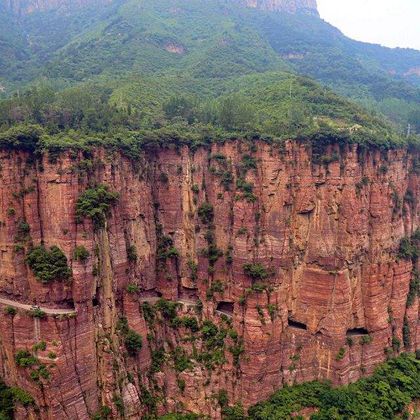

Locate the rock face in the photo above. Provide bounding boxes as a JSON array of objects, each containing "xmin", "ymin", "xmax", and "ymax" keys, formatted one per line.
[
  {"xmin": 237, "ymin": 0, "xmax": 318, "ymax": 14},
  {"xmin": 0, "ymin": 140, "xmax": 418, "ymax": 419},
  {"xmin": 1, "ymin": 0, "xmax": 111, "ymax": 15}
]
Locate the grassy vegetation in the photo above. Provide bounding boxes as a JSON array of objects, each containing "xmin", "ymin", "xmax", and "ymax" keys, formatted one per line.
[
  {"xmin": 126, "ymin": 245, "xmax": 138, "ymax": 262},
  {"xmin": 124, "ymin": 330, "xmax": 143, "ymax": 355},
  {"xmin": 198, "ymin": 203, "xmax": 214, "ymax": 225}
]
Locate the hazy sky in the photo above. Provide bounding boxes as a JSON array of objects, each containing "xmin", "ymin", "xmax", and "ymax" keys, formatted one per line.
[{"xmin": 317, "ymin": 0, "xmax": 420, "ymax": 50}]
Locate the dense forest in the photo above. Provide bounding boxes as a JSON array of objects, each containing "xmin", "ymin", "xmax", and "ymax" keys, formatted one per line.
[
  {"xmin": 0, "ymin": 0, "xmax": 419, "ymax": 134},
  {"xmin": 0, "ymin": 71, "xmax": 418, "ymax": 158}
]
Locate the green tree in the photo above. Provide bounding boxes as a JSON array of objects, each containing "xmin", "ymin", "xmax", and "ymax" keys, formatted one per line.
[
  {"xmin": 26, "ymin": 245, "xmax": 72, "ymax": 284},
  {"xmin": 76, "ymin": 185, "xmax": 119, "ymax": 229}
]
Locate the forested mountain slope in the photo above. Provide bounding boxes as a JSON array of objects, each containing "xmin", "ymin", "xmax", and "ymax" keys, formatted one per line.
[{"xmin": 0, "ymin": 0, "xmax": 419, "ymax": 131}]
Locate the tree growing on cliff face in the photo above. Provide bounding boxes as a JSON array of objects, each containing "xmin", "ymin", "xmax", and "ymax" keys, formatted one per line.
[
  {"xmin": 26, "ymin": 245, "xmax": 72, "ymax": 284},
  {"xmin": 73, "ymin": 245, "xmax": 90, "ymax": 263},
  {"xmin": 398, "ymin": 237, "xmax": 418, "ymax": 261},
  {"xmin": 0, "ymin": 381, "xmax": 34, "ymax": 418},
  {"xmin": 76, "ymin": 184, "xmax": 119, "ymax": 230},
  {"xmin": 124, "ymin": 330, "xmax": 143, "ymax": 355},
  {"xmin": 243, "ymin": 263, "xmax": 270, "ymax": 281},
  {"xmin": 117, "ymin": 317, "xmax": 143, "ymax": 355}
]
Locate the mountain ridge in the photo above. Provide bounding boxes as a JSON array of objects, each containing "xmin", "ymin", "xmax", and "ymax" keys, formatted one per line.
[
  {"xmin": 0, "ymin": 0, "xmax": 111, "ymax": 15},
  {"xmin": 234, "ymin": 0, "xmax": 318, "ymax": 14},
  {"xmin": 0, "ymin": 0, "xmax": 419, "ymax": 131},
  {"xmin": 2, "ymin": 0, "xmax": 318, "ymax": 15}
]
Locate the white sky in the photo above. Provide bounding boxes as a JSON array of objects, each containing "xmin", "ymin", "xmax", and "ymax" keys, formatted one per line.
[{"xmin": 317, "ymin": 0, "xmax": 420, "ymax": 50}]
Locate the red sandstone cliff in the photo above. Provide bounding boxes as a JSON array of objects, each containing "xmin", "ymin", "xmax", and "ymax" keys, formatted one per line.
[{"xmin": 0, "ymin": 140, "xmax": 418, "ymax": 419}]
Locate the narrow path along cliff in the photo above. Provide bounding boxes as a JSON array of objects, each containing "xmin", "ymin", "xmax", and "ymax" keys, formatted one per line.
[{"xmin": 0, "ymin": 296, "xmax": 77, "ymax": 315}]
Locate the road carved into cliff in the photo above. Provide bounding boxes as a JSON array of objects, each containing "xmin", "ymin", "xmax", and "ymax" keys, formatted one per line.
[{"xmin": 0, "ymin": 297, "xmax": 77, "ymax": 315}]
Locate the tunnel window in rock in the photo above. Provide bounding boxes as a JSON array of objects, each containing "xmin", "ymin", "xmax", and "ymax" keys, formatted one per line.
[
  {"xmin": 216, "ymin": 301, "xmax": 234, "ymax": 316},
  {"xmin": 288, "ymin": 318, "xmax": 307, "ymax": 330},
  {"xmin": 346, "ymin": 327, "xmax": 369, "ymax": 336}
]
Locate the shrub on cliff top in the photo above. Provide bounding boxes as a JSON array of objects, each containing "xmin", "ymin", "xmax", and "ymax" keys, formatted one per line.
[
  {"xmin": 26, "ymin": 245, "xmax": 72, "ymax": 284},
  {"xmin": 0, "ymin": 124, "xmax": 43, "ymax": 152},
  {"xmin": 76, "ymin": 185, "xmax": 119, "ymax": 229}
]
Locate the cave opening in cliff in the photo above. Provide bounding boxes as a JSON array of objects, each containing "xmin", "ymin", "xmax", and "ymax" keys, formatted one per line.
[
  {"xmin": 288, "ymin": 318, "xmax": 307, "ymax": 330},
  {"xmin": 346, "ymin": 327, "xmax": 369, "ymax": 336},
  {"xmin": 216, "ymin": 301, "xmax": 234, "ymax": 315},
  {"xmin": 179, "ymin": 287, "xmax": 198, "ymax": 302},
  {"xmin": 66, "ymin": 298, "xmax": 75, "ymax": 308},
  {"xmin": 92, "ymin": 297, "xmax": 99, "ymax": 307}
]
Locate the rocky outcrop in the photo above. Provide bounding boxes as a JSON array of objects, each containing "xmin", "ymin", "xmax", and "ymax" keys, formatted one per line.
[
  {"xmin": 0, "ymin": 140, "xmax": 418, "ymax": 418},
  {"xmin": 236, "ymin": 0, "xmax": 318, "ymax": 15}
]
